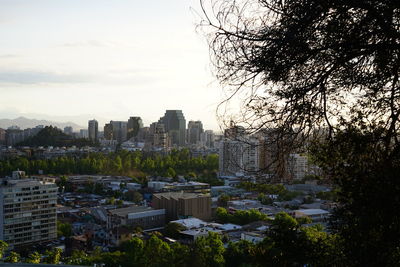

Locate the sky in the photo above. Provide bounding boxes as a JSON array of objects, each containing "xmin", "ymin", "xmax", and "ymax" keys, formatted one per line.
[{"xmin": 0, "ymin": 0, "xmax": 226, "ymax": 131}]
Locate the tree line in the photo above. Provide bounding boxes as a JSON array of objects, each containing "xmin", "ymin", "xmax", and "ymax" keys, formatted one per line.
[{"xmin": 0, "ymin": 149, "xmax": 219, "ymax": 184}]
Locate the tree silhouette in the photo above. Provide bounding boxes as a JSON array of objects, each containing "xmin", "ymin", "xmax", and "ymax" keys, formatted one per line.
[
  {"xmin": 201, "ymin": 0, "xmax": 400, "ymax": 140},
  {"xmin": 201, "ymin": 0, "xmax": 400, "ymax": 265}
]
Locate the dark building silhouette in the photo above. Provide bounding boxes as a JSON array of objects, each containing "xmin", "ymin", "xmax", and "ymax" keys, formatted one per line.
[
  {"xmin": 88, "ymin": 119, "xmax": 98, "ymax": 141},
  {"xmin": 127, "ymin": 116, "xmax": 143, "ymax": 140},
  {"xmin": 159, "ymin": 110, "xmax": 186, "ymax": 147},
  {"xmin": 187, "ymin": 120, "xmax": 203, "ymax": 145}
]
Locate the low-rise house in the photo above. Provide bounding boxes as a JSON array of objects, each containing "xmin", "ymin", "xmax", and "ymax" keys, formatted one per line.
[
  {"xmin": 294, "ymin": 209, "xmax": 330, "ymax": 223},
  {"xmin": 180, "ymin": 227, "xmax": 222, "ymax": 242},
  {"xmin": 241, "ymin": 231, "xmax": 265, "ymax": 243},
  {"xmin": 109, "ymin": 226, "xmax": 133, "ymax": 247},
  {"xmin": 126, "ymin": 183, "xmax": 142, "ymax": 190},
  {"xmin": 211, "ymin": 185, "xmax": 245, "ymax": 197}
]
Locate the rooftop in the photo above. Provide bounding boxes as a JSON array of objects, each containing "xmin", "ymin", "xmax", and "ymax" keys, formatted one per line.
[
  {"xmin": 0, "ymin": 178, "xmax": 56, "ymax": 187},
  {"xmin": 171, "ymin": 218, "xmax": 207, "ymax": 229},
  {"xmin": 295, "ymin": 209, "xmax": 330, "ymax": 215},
  {"xmin": 108, "ymin": 206, "xmax": 153, "ymax": 217},
  {"xmin": 153, "ymin": 191, "xmax": 208, "ymax": 200}
]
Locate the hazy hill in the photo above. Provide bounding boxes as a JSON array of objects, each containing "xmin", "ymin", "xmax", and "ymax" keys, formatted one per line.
[{"xmin": 0, "ymin": 116, "xmax": 84, "ymax": 130}]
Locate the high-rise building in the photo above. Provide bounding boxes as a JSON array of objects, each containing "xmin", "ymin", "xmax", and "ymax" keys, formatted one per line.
[
  {"xmin": 5, "ymin": 127, "xmax": 23, "ymax": 146},
  {"xmin": 0, "ymin": 128, "xmax": 6, "ymax": 145},
  {"xmin": 88, "ymin": 119, "xmax": 98, "ymax": 141},
  {"xmin": 137, "ymin": 127, "xmax": 150, "ymax": 143},
  {"xmin": 257, "ymin": 129, "xmax": 293, "ymax": 182},
  {"xmin": 151, "ymin": 123, "xmax": 170, "ymax": 150},
  {"xmin": 0, "ymin": 176, "xmax": 58, "ymax": 249},
  {"xmin": 80, "ymin": 129, "xmax": 89, "ymax": 139},
  {"xmin": 219, "ymin": 132, "xmax": 260, "ymax": 176},
  {"xmin": 64, "ymin": 126, "xmax": 73, "ymax": 136},
  {"xmin": 287, "ymin": 154, "xmax": 308, "ymax": 180},
  {"xmin": 187, "ymin": 121, "xmax": 204, "ymax": 145},
  {"xmin": 201, "ymin": 130, "xmax": 215, "ymax": 148},
  {"xmin": 104, "ymin": 123, "xmax": 114, "ymax": 140},
  {"xmin": 109, "ymin": 121, "xmax": 128, "ymax": 144},
  {"xmin": 159, "ymin": 110, "xmax": 186, "ymax": 147},
  {"xmin": 127, "ymin": 117, "xmax": 143, "ymax": 140}
]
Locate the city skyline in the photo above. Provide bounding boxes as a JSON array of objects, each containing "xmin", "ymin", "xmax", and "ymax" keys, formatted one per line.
[{"xmin": 0, "ymin": 0, "xmax": 224, "ymax": 131}]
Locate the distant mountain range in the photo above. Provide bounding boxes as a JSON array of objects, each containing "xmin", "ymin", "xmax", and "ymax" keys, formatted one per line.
[{"xmin": 0, "ymin": 117, "xmax": 84, "ymax": 131}]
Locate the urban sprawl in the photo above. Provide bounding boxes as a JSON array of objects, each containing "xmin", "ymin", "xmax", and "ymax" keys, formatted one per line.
[{"xmin": 0, "ymin": 110, "xmax": 334, "ymax": 265}]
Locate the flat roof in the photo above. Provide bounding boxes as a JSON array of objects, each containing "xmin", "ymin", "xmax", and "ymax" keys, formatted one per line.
[
  {"xmin": 171, "ymin": 218, "xmax": 207, "ymax": 228},
  {"xmin": 108, "ymin": 206, "xmax": 153, "ymax": 216},
  {"xmin": 181, "ymin": 228, "xmax": 222, "ymax": 236},
  {"xmin": 154, "ymin": 191, "xmax": 208, "ymax": 199},
  {"xmin": 296, "ymin": 209, "xmax": 329, "ymax": 215},
  {"xmin": 0, "ymin": 178, "xmax": 56, "ymax": 187}
]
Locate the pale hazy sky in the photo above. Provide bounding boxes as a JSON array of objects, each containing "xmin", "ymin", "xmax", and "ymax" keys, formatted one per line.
[{"xmin": 0, "ymin": 0, "xmax": 225, "ymax": 130}]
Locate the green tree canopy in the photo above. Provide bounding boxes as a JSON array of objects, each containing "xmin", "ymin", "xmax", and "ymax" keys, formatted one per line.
[{"xmin": 26, "ymin": 251, "xmax": 41, "ymax": 264}]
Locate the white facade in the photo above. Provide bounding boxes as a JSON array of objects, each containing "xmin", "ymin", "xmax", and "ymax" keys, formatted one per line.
[
  {"xmin": 219, "ymin": 136, "xmax": 260, "ymax": 176},
  {"xmin": 287, "ymin": 154, "xmax": 308, "ymax": 180},
  {"xmin": 0, "ymin": 178, "xmax": 58, "ymax": 248}
]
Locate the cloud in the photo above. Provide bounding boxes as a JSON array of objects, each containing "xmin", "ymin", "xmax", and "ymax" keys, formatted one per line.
[
  {"xmin": 59, "ymin": 40, "xmax": 116, "ymax": 48},
  {"xmin": 0, "ymin": 54, "xmax": 18, "ymax": 58},
  {"xmin": 0, "ymin": 70, "xmax": 91, "ymax": 84}
]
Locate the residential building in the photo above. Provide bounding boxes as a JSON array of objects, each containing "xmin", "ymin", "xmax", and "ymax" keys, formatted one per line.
[
  {"xmin": 287, "ymin": 153, "xmax": 308, "ymax": 180},
  {"xmin": 161, "ymin": 182, "xmax": 210, "ymax": 194},
  {"xmin": 127, "ymin": 117, "xmax": 143, "ymax": 140},
  {"xmin": 0, "ymin": 128, "xmax": 5, "ymax": 145},
  {"xmin": 88, "ymin": 120, "xmax": 98, "ymax": 141},
  {"xmin": 63, "ymin": 126, "xmax": 73, "ymax": 136},
  {"xmin": 109, "ymin": 121, "xmax": 128, "ymax": 144},
  {"xmin": 150, "ymin": 122, "xmax": 170, "ymax": 150},
  {"xmin": 159, "ymin": 110, "xmax": 186, "ymax": 147},
  {"xmin": 187, "ymin": 121, "xmax": 203, "ymax": 145},
  {"xmin": 148, "ymin": 181, "xmax": 210, "ymax": 194},
  {"xmin": 219, "ymin": 136, "xmax": 260, "ymax": 176},
  {"xmin": 137, "ymin": 127, "xmax": 150, "ymax": 143},
  {"xmin": 0, "ymin": 176, "xmax": 58, "ymax": 248},
  {"xmin": 152, "ymin": 192, "xmax": 211, "ymax": 222},
  {"xmin": 201, "ymin": 130, "xmax": 215, "ymax": 148},
  {"xmin": 241, "ymin": 232, "xmax": 265, "ymax": 244},
  {"xmin": 104, "ymin": 123, "xmax": 114, "ymax": 140},
  {"xmin": 80, "ymin": 129, "xmax": 89, "ymax": 139},
  {"xmin": 5, "ymin": 127, "xmax": 23, "ymax": 146},
  {"xmin": 293, "ymin": 209, "xmax": 330, "ymax": 223},
  {"xmin": 109, "ymin": 226, "xmax": 133, "ymax": 247}
]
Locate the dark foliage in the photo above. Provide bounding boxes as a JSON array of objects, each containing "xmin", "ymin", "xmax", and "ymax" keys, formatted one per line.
[
  {"xmin": 201, "ymin": 0, "xmax": 400, "ymax": 139},
  {"xmin": 201, "ymin": 0, "xmax": 400, "ymax": 265},
  {"xmin": 311, "ymin": 126, "xmax": 400, "ymax": 265},
  {"xmin": 17, "ymin": 126, "xmax": 97, "ymax": 147}
]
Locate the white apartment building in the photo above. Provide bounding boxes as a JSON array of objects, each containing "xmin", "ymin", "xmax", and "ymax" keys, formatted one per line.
[
  {"xmin": 287, "ymin": 153, "xmax": 308, "ymax": 180},
  {"xmin": 219, "ymin": 136, "xmax": 260, "ymax": 176},
  {"xmin": 0, "ymin": 177, "xmax": 58, "ymax": 248}
]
